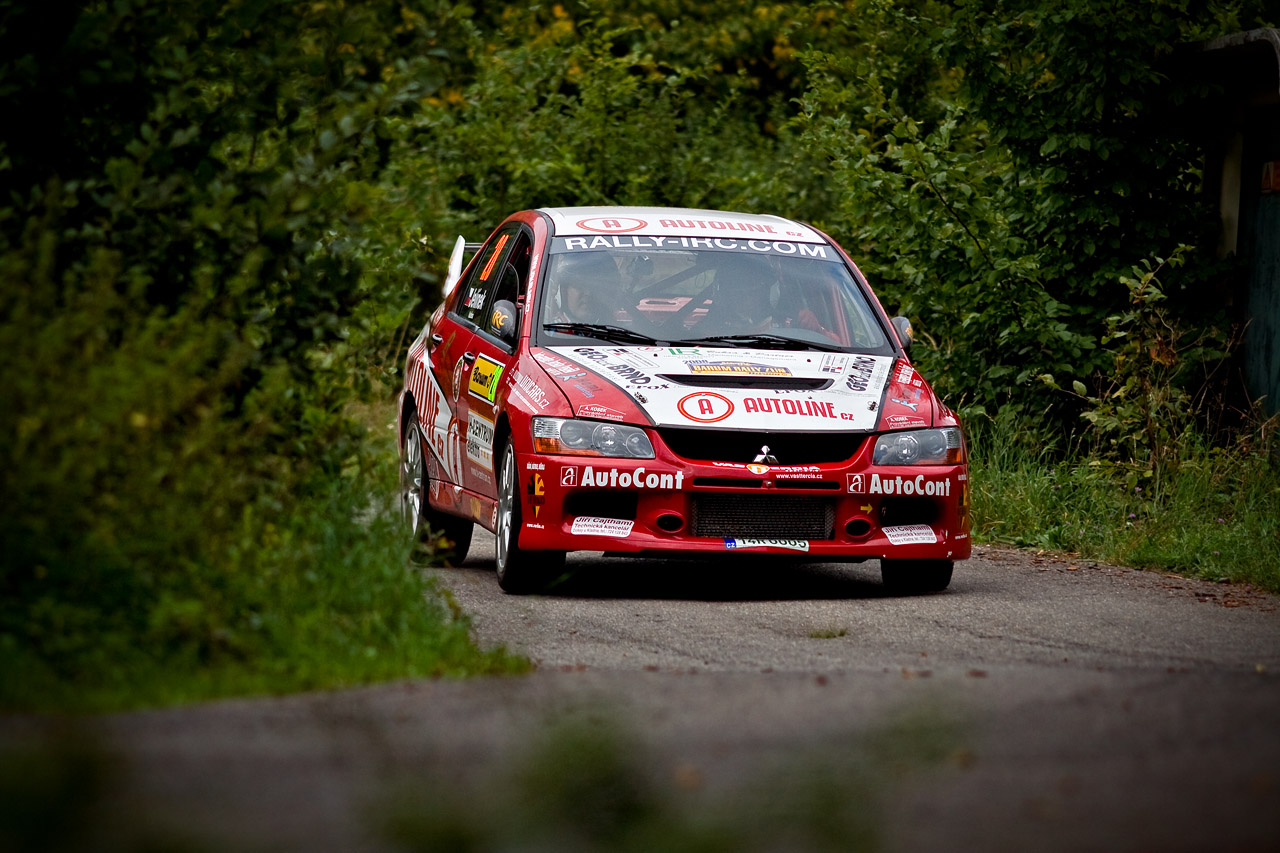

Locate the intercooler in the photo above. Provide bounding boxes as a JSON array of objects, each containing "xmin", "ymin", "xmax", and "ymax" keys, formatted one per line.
[{"xmin": 690, "ymin": 494, "xmax": 836, "ymax": 540}]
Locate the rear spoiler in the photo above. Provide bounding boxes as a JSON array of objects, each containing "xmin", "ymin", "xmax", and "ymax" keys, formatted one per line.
[{"xmin": 442, "ymin": 237, "xmax": 484, "ymax": 296}]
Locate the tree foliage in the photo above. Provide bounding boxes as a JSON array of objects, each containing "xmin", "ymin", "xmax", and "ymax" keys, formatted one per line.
[{"xmin": 0, "ymin": 0, "xmax": 489, "ymax": 698}]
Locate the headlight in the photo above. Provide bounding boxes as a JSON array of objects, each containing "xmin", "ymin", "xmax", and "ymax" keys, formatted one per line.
[
  {"xmin": 872, "ymin": 427, "xmax": 963, "ymax": 466},
  {"xmin": 532, "ymin": 417, "xmax": 655, "ymax": 458}
]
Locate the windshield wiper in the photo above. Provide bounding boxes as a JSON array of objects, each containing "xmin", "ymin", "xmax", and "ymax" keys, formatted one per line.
[
  {"xmin": 542, "ymin": 322, "xmax": 667, "ymax": 346},
  {"xmin": 676, "ymin": 333, "xmax": 845, "ymax": 353}
]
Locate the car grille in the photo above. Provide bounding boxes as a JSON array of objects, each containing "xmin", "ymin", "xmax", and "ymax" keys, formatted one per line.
[
  {"xmin": 691, "ymin": 495, "xmax": 835, "ymax": 540},
  {"xmin": 658, "ymin": 428, "xmax": 865, "ymax": 465}
]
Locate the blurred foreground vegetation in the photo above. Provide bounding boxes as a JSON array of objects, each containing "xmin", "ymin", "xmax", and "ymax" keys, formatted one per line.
[
  {"xmin": 0, "ymin": 704, "xmax": 964, "ymax": 851},
  {"xmin": 2, "ymin": 0, "xmax": 1277, "ymax": 711}
]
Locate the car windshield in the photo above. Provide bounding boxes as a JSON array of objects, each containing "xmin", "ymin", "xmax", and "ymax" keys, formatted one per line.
[{"xmin": 535, "ymin": 240, "xmax": 893, "ymax": 354}]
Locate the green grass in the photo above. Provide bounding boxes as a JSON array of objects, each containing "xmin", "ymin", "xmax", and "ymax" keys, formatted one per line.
[
  {"xmin": 0, "ymin": 455, "xmax": 528, "ymax": 713},
  {"xmin": 969, "ymin": 426, "xmax": 1280, "ymax": 592}
]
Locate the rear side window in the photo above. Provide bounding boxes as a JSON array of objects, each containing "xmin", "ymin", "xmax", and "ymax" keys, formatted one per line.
[{"xmin": 454, "ymin": 228, "xmax": 515, "ymax": 326}]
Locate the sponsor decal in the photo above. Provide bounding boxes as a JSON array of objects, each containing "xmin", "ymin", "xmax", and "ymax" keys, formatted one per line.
[
  {"xmin": 820, "ymin": 355, "xmax": 848, "ymax": 374},
  {"xmin": 555, "ymin": 236, "xmax": 830, "ymax": 259},
  {"xmin": 571, "ymin": 516, "xmax": 635, "ymax": 537},
  {"xmin": 883, "ymin": 525, "xmax": 938, "ymax": 545},
  {"xmin": 724, "ymin": 538, "xmax": 811, "ymax": 552},
  {"xmin": 775, "ymin": 472, "xmax": 824, "ymax": 480},
  {"xmin": 578, "ymin": 403, "xmax": 626, "ymax": 422},
  {"xmin": 847, "ymin": 473, "xmax": 952, "ymax": 497},
  {"xmin": 463, "ymin": 289, "xmax": 486, "ymax": 310},
  {"xmin": 687, "ymin": 361, "xmax": 792, "ymax": 377},
  {"xmin": 576, "ymin": 217, "xmax": 647, "ymax": 233},
  {"xmin": 470, "ymin": 468, "xmax": 492, "ymax": 485},
  {"xmin": 466, "ymin": 414, "xmax": 495, "ymax": 471},
  {"xmin": 572, "ymin": 383, "xmax": 595, "ymax": 399},
  {"xmin": 845, "ymin": 355, "xmax": 879, "ymax": 392},
  {"xmin": 890, "ymin": 397, "xmax": 920, "ymax": 412},
  {"xmin": 468, "ymin": 355, "xmax": 504, "ymax": 403},
  {"xmin": 549, "ymin": 346, "xmax": 891, "ymax": 433},
  {"xmin": 526, "ymin": 462, "xmax": 545, "ymax": 471},
  {"xmin": 560, "ymin": 465, "xmax": 685, "ymax": 490},
  {"xmin": 572, "ymin": 347, "xmax": 657, "ymax": 385},
  {"xmin": 677, "ymin": 392, "xmax": 734, "ymax": 423},
  {"xmin": 747, "ymin": 464, "xmax": 770, "ymax": 475},
  {"xmin": 658, "ymin": 217, "xmax": 779, "ymax": 233},
  {"xmin": 527, "ymin": 472, "xmax": 545, "ymax": 518},
  {"xmin": 490, "ymin": 306, "xmax": 512, "ymax": 334},
  {"xmin": 479, "ymin": 234, "xmax": 510, "ymax": 281},
  {"xmin": 562, "ymin": 371, "xmax": 587, "ymax": 380},
  {"xmin": 742, "ymin": 397, "xmax": 837, "ymax": 419},
  {"xmin": 526, "ymin": 522, "xmax": 545, "ymax": 530},
  {"xmin": 884, "ymin": 414, "xmax": 928, "ymax": 429},
  {"xmin": 419, "ymin": 368, "xmax": 464, "ymax": 484},
  {"xmin": 893, "ymin": 362, "xmax": 915, "ymax": 384},
  {"xmin": 533, "ymin": 351, "xmax": 579, "ymax": 375},
  {"xmin": 512, "ymin": 369, "xmax": 551, "ymax": 409}
]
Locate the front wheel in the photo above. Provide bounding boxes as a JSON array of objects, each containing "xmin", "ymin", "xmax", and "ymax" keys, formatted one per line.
[
  {"xmin": 880, "ymin": 558, "xmax": 953, "ymax": 595},
  {"xmin": 401, "ymin": 410, "xmax": 473, "ymax": 565},
  {"xmin": 495, "ymin": 442, "xmax": 564, "ymax": 593}
]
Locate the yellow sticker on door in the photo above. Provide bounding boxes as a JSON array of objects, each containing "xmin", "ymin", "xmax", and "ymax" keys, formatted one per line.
[{"xmin": 468, "ymin": 354, "xmax": 504, "ymax": 403}]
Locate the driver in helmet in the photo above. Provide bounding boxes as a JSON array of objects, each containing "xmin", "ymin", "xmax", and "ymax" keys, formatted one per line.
[{"xmin": 710, "ymin": 253, "xmax": 837, "ymax": 340}]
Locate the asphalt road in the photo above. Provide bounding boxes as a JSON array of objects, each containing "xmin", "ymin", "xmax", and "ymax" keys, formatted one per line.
[{"xmin": 6, "ymin": 541, "xmax": 1279, "ymax": 852}]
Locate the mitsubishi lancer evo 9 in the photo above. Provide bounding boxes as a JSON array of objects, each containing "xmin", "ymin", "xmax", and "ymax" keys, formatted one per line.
[{"xmin": 399, "ymin": 207, "xmax": 970, "ymax": 593}]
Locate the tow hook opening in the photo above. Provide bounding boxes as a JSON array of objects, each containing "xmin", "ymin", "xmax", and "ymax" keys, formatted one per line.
[
  {"xmin": 844, "ymin": 517, "xmax": 873, "ymax": 539},
  {"xmin": 656, "ymin": 512, "xmax": 685, "ymax": 533}
]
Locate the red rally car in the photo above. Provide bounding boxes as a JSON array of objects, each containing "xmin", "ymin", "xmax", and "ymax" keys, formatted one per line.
[{"xmin": 399, "ymin": 207, "xmax": 970, "ymax": 593}]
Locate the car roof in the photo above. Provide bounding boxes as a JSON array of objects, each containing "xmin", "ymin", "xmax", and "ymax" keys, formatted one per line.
[{"xmin": 537, "ymin": 206, "xmax": 827, "ymax": 244}]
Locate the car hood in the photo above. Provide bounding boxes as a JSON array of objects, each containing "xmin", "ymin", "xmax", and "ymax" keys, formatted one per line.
[{"xmin": 536, "ymin": 345, "xmax": 921, "ymax": 432}]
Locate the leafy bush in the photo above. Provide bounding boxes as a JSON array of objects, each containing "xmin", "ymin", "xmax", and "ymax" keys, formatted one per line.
[{"xmin": 0, "ymin": 1, "xmax": 509, "ymax": 710}]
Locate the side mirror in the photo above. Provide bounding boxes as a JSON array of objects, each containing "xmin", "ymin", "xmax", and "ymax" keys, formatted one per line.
[
  {"xmin": 490, "ymin": 299, "xmax": 518, "ymax": 347},
  {"xmin": 891, "ymin": 316, "xmax": 914, "ymax": 356},
  {"xmin": 442, "ymin": 235, "xmax": 466, "ymax": 297}
]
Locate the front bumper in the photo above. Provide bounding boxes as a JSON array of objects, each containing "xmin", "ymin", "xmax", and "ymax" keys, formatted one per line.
[{"xmin": 515, "ymin": 445, "xmax": 970, "ymax": 561}]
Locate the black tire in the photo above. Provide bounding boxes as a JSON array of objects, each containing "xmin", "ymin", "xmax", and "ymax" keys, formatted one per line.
[
  {"xmin": 495, "ymin": 441, "xmax": 565, "ymax": 593},
  {"xmin": 880, "ymin": 558, "xmax": 953, "ymax": 595},
  {"xmin": 401, "ymin": 410, "xmax": 473, "ymax": 565}
]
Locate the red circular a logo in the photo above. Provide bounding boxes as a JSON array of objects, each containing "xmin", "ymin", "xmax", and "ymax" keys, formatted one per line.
[
  {"xmin": 678, "ymin": 392, "xmax": 734, "ymax": 423},
  {"xmin": 576, "ymin": 217, "xmax": 647, "ymax": 233}
]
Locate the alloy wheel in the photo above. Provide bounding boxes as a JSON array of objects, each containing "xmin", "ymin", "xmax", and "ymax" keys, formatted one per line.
[
  {"xmin": 496, "ymin": 445, "xmax": 516, "ymax": 570},
  {"xmin": 401, "ymin": 419, "xmax": 424, "ymax": 535}
]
